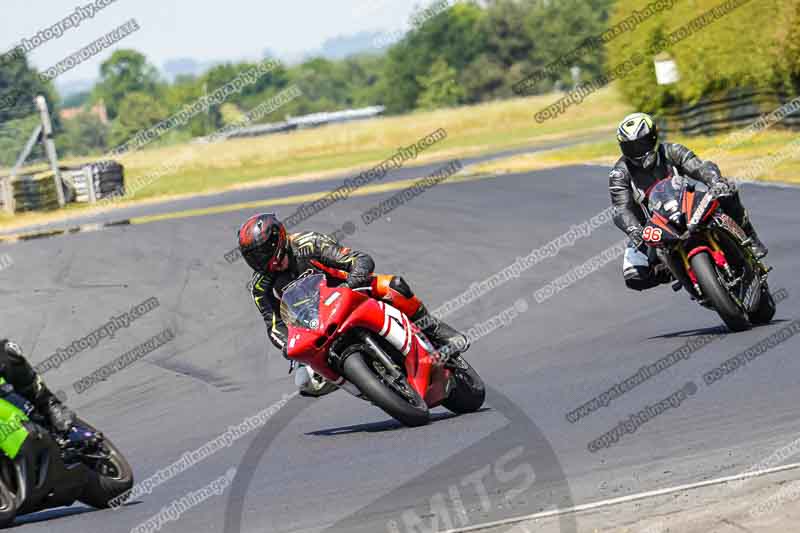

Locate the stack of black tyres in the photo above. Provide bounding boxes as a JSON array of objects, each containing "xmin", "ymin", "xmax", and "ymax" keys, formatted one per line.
[
  {"xmin": 87, "ymin": 160, "xmax": 125, "ymax": 199},
  {"xmin": 12, "ymin": 175, "xmax": 59, "ymax": 212}
]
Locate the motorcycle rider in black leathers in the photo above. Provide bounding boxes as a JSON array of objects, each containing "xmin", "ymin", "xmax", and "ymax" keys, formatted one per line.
[
  {"xmin": 610, "ymin": 112, "xmax": 768, "ymax": 291},
  {"xmin": 237, "ymin": 213, "xmax": 469, "ymax": 397},
  {"xmin": 0, "ymin": 339, "xmax": 76, "ymax": 433}
]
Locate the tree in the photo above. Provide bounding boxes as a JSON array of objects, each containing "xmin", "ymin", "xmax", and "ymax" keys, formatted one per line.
[
  {"xmin": 201, "ymin": 60, "xmax": 290, "ymax": 129},
  {"xmin": 521, "ymin": 0, "xmax": 614, "ymax": 90},
  {"xmin": 109, "ymin": 92, "xmax": 168, "ymax": 147},
  {"xmin": 93, "ymin": 50, "xmax": 161, "ymax": 120},
  {"xmin": 380, "ymin": 2, "xmax": 488, "ymax": 112},
  {"xmin": 416, "ymin": 58, "xmax": 466, "ymax": 109},
  {"xmin": 0, "ymin": 51, "xmax": 55, "ymax": 122},
  {"xmin": 163, "ymin": 75, "xmax": 208, "ymax": 137},
  {"xmin": 57, "ymin": 112, "xmax": 109, "ymax": 156}
]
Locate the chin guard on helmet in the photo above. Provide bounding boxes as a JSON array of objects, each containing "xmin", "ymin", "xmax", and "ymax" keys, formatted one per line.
[{"xmin": 617, "ymin": 112, "xmax": 659, "ymax": 168}]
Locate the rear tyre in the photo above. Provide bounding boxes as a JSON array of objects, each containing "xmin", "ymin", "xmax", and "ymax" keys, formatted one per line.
[
  {"xmin": 442, "ymin": 355, "xmax": 485, "ymax": 414},
  {"xmin": 76, "ymin": 419, "xmax": 134, "ymax": 509},
  {"xmin": 750, "ymin": 287, "xmax": 777, "ymax": 325},
  {"xmin": 342, "ymin": 352, "xmax": 430, "ymax": 427},
  {"xmin": 690, "ymin": 252, "xmax": 751, "ymax": 332}
]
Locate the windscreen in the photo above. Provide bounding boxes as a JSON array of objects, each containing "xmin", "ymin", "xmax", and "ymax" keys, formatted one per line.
[
  {"xmin": 648, "ymin": 177, "xmax": 683, "ymax": 214},
  {"xmin": 280, "ymin": 274, "xmax": 324, "ymax": 330}
]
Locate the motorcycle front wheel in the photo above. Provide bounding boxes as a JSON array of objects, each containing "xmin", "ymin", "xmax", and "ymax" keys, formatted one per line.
[
  {"xmin": 75, "ymin": 419, "xmax": 134, "ymax": 509},
  {"xmin": 342, "ymin": 352, "xmax": 430, "ymax": 427},
  {"xmin": 690, "ymin": 252, "xmax": 751, "ymax": 332}
]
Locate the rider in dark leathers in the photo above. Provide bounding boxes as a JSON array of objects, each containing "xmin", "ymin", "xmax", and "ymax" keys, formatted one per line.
[
  {"xmin": 610, "ymin": 112, "xmax": 768, "ymax": 291},
  {"xmin": 0, "ymin": 339, "xmax": 76, "ymax": 432},
  {"xmin": 238, "ymin": 213, "xmax": 469, "ymax": 396}
]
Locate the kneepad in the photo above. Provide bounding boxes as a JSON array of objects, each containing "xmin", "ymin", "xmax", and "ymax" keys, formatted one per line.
[
  {"xmin": 624, "ymin": 266, "xmax": 662, "ymax": 291},
  {"xmin": 389, "ymin": 276, "xmax": 415, "ymax": 298}
]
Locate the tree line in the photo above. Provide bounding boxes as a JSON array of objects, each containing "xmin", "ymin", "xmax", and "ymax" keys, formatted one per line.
[{"xmin": 1, "ymin": 0, "xmax": 797, "ymax": 166}]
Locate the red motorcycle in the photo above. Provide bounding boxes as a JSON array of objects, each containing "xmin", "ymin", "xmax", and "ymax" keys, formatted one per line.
[
  {"xmin": 642, "ymin": 176, "xmax": 776, "ymax": 331},
  {"xmin": 280, "ymin": 273, "xmax": 485, "ymax": 426}
]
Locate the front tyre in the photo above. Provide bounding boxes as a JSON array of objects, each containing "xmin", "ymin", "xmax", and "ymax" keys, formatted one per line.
[
  {"xmin": 76, "ymin": 419, "xmax": 134, "ymax": 509},
  {"xmin": 690, "ymin": 252, "xmax": 750, "ymax": 332},
  {"xmin": 342, "ymin": 352, "xmax": 430, "ymax": 427},
  {"xmin": 442, "ymin": 355, "xmax": 485, "ymax": 414},
  {"xmin": 0, "ymin": 477, "xmax": 18, "ymax": 529}
]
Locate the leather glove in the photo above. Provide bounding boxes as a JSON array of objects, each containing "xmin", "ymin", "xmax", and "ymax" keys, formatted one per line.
[
  {"xmin": 627, "ymin": 226, "xmax": 646, "ymax": 251},
  {"xmin": 710, "ymin": 177, "xmax": 736, "ymax": 198},
  {"xmin": 345, "ymin": 276, "xmax": 372, "ymax": 291}
]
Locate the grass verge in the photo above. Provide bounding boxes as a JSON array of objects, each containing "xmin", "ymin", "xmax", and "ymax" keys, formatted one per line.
[
  {"xmin": 474, "ymin": 129, "xmax": 800, "ymax": 184},
  {"xmin": 0, "ymin": 87, "xmax": 630, "ymax": 231}
]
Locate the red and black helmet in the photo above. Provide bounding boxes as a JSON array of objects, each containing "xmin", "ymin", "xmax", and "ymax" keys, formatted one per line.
[{"xmin": 237, "ymin": 213, "xmax": 288, "ymax": 274}]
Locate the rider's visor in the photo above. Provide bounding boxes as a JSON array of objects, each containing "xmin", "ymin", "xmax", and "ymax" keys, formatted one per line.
[{"xmin": 620, "ymin": 135, "xmax": 657, "ymax": 159}]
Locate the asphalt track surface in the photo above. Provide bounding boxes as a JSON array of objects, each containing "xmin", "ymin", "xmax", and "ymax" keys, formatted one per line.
[{"xmin": 0, "ymin": 162, "xmax": 798, "ymax": 533}]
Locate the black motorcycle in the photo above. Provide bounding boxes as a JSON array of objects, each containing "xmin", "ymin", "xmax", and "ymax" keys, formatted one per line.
[
  {"xmin": 0, "ymin": 385, "xmax": 133, "ymax": 527},
  {"xmin": 642, "ymin": 176, "xmax": 776, "ymax": 331}
]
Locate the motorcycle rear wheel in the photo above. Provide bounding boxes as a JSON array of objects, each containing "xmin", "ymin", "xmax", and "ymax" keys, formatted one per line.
[
  {"xmin": 690, "ymin": 252, "xmax": 751, "ymax": 332},
  {"xmin": 342, "ymin": 352, "xmax": 430, "ymax": 427}
]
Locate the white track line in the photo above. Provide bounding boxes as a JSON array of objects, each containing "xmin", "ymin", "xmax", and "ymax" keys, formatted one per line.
[{"xmin": 442, "ymin": 461, "xmax": 800, "ymax": 533}]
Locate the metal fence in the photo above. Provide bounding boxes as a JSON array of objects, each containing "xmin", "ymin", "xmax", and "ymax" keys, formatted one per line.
[
  {"xmin": 658, "ymin": 90, "xmax": 800, "ymax": 137},
  {"xmin": 211, "ymin": 105, "xmax": 386, "ymax": 141}
]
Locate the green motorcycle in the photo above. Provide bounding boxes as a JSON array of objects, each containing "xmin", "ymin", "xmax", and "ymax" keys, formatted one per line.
[{"xmin": 0, "ymin": 379, "xmax": 133, "ymax": 527}]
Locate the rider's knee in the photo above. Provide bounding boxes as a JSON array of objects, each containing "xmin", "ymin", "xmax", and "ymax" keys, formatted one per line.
[
  {"xmin": 625, "ymin": 276, "xmax": 656, "ymax": 291},
  {"xmin": 389, "ymin": 276, "xmax": 415, "ymax": 298}
]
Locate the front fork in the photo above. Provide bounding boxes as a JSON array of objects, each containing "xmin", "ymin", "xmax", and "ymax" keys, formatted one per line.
[{"xmin": 677, "ymin": 231, "xmax": 735, "ymax": 299}]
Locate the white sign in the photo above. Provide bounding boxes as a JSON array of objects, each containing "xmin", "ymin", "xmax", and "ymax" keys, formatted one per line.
[{"xmin": 655, "ymin": 57, "xmax": 680, "ymax": 85}]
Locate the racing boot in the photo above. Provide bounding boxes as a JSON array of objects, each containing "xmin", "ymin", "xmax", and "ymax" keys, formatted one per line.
[
  {"xmin": 721, "ymin": 194, "xmax": 768, "ymax": 259},
  {"xmin": 742, "ymin": 221, "xmax": 769, "ymax": 259},
  {"xmin": 294, "ymin": 365, "xmax": 338, "ymax": 398},
  {"xmin": 16, "ymin": 376, "xmax": 76, "ymax": 434},
  {"xmin": 31, "ymin": 387, "xmax": 76, "ymax": 433},
  {"xmin": 411, "ymin": 304, "xmax": 470, "ymax": 356}
]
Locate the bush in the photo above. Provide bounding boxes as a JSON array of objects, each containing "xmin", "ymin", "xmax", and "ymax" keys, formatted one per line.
[{"xmin": 606, "ymin": 0, "xmax": 799, "ymax": 114}]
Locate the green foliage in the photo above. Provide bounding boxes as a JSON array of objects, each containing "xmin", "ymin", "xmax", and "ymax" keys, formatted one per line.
[
  {"xmin": 521, "ymin": 0, "xmax": 614, "ymax": 87},
  {"xmin": 416, "ymin": 58, "xmax": 466, "ymax": 109},
  {"xmin": 93, "ymin": 50, "xmax": 161, "ymax": 120},
  {"xmin": 109, "ymin": 92, "xmax": 168, "ymax": 147},
  {"xmin": 56, "ymin": 112, "xmax": 109, "ymax": 156},
  {"xmin": 606, "ymin": 0, "xmax": 798, "ymax": 114},
  {"xmin": 162, "ymin": 76, "xmax": 208, "ymax": 137},
  {"xmin": 0, "ymin": 1, "xmax": 628, "ymax": 160},
  {"xmin": 0, "ymin": 114, "xmax": 43, "ymax": 167},
  {"xmin": 381, "ymin": 2, "xmax": 489, "ymax": 112},
  {"xmin": 0, "ymin": 52, "xmax": 55, "ymax": 123}
]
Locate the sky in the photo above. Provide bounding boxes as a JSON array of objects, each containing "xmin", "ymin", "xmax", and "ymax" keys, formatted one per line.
[{"xmin": 0, "ymin": 0, "xmax": 426, "ymax": 86}]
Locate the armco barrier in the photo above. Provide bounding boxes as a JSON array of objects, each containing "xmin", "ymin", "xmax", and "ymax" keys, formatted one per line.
[{"xmin": 658, "ymin": 90, "xmax": 800, "ymax": 137}]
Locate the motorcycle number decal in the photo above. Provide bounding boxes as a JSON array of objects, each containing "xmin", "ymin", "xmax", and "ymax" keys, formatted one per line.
[
  {"xmin": 379, "ymin": 303, "xmax": 412, "ymax": 356},
  {"xmin": 642, "ymin": 226, "xmax": 663, "ymax": 242}
]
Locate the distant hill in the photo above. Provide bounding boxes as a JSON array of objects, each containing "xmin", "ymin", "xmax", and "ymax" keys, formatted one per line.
[
  {"xmin": 314, "ymin": 31, "xmax": 388, "ymax": 59},
  {"xmin": 162, "ymin": 58, "xmax": 220, "ymax": 81},
  {"xmin": 55, "ymin": 78, "xmax": 97, "ymax": 98}
]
